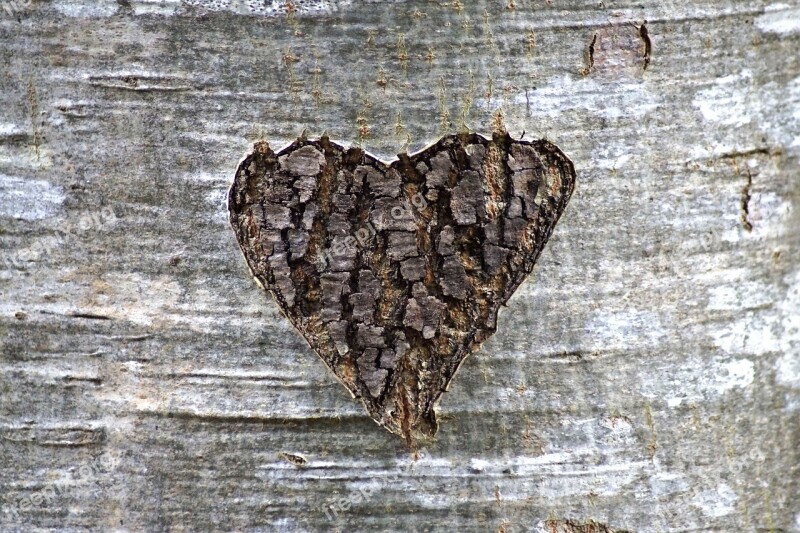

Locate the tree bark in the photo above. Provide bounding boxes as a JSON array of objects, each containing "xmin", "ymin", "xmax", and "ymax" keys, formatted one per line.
[{"xmin": 1, "ymin": 0, "xmax": 798, "ymax": 531}]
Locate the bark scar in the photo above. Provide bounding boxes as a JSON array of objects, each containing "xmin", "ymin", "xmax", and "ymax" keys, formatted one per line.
[
  {"xmin": 581, "ymin": 33, "xmax": 598, "ymax": 76},
  {"xmin": 741, "ymin": 168, "xmax": 753, "ymax": 232},
  {"xmin": 228, "ymin": 132, "xmax": 576, "ymax": 440},
  {"xmin": 638, "ymin": 21, "xmax": 651, "ymax": 71}
]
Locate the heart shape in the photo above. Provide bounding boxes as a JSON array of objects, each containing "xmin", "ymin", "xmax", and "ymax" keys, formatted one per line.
[{"xmin": 228, "ymin": 132, "xmax": 575, "ymax": 442}]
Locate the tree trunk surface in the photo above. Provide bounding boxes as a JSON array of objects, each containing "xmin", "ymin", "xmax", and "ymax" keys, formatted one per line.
[{"xmin": 1, "ymin": 0, "xmax": 798, "ymax": 531}]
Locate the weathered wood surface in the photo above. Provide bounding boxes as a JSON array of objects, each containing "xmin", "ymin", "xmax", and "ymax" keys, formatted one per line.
[{"xmin": 1, "ymin": 0, "xmax": 798, "ymax": 531}]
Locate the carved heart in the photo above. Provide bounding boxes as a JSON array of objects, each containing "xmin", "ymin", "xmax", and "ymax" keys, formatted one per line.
[{"xmin": 228, "ymin": 132, "xmax": 575, "ymax": 442}]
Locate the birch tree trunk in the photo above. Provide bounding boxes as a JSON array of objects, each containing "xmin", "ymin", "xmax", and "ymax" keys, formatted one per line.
[{"xmin": 1, "ymin": 0, "xmax": 799, "ymax": 531}]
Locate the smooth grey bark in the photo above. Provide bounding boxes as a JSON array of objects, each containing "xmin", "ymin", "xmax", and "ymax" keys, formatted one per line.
[{"xmin": 1, "ymin": 0, "xmax": 799, "ymax": 532}]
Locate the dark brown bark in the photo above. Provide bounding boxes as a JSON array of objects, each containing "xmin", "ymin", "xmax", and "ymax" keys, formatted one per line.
[{"xmin": 228, "ymin": 132, "xmax": 575, "ymax": 442}]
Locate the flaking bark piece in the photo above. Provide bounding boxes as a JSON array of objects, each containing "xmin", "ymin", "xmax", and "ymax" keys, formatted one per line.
[{"xmin": 228, "ymin": 132, "xmax": 575, "ymax": 443}]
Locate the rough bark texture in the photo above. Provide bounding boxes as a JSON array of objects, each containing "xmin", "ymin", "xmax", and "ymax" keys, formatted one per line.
[
  {"xmin": 228, "ymin": 133, "xmax": 574, "ymax": 442},
  {"xmin": 1, "ymin": 0, "xmax": 799, "ymax": 532}
]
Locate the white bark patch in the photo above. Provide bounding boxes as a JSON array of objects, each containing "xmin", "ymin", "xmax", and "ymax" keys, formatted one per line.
[
  {"xmin": 710, "ymin": 270, "xmax": 800, "ymax": 371},
  {"xmin": 505, "ymin": 78, "xmax": 661, "ymax": 121},
  {"xmin": 597, "ymin": 416, "xmax": 636, "ymax": 447},
  {"xmin": 754, "ymin": 76, "xmax": 800, "ymax": 156},
  {"xmin": 775, "ymin": 352, "xmax": 800, "ymax": 390},
  {"xmin": 691, "ymin": 483, "xmax": 738, "ymax": 518},
  {"xmin": 585, "ymin": 309, "xmax": 666, "ymax": 351},
  {"xmin": 778, "ymin": 270, "xmax": 800, "ymax": 350},
  {"xmin": 649, "ymin": 472, "xmax": 690, "ymax": 498},
  {"xmin": 130, "ymin": 0, "xmax": 183, "ymax": 16},
  {"xmin": 755, "ymin": 6, "xmax": 800, "ymax": 35},
  {"xmin": 711, "ymin": 316, "xmax": 780, "ymax": 356},
  {"xmin": 712, "ymin": 359, "xmax": 755, "ymax": 394},
  {"xmin": 747, "ymin": 191, "xmax": 792, "ymax": 239},
  {"xmin": 468, "ymin": 458, "xmax": 489, "ymax": 473},
  {"xmin": 692, "ymin": 73, "xmax": 800, "ymax": 156},
  {"xmin": 0, "ymin": 123, "xmax": 25, "ymax": 137},
  {"xmin": 0, "ymin": 175, "xmax": 65, "ymax": 221},
  {"xmin": 53, "ymin": 0, "xmax": 118, "ymax": 18},
  {"xmin": 693, "ymin": 70, "xmax": 753, "ymax": 127},
  {"xmin": 642, "ymin": 356, "xmax": 754, "ymax": 407},
  {"xmin": 181, "ymin": 0, "xmax": 346, "ymax": 16},
  {"xmin": 74, "ymin": 273, "xmax": 184, "ymax": 327},
  {"xmin": 774, "ymin": 271, "xmax": 800, "ymax": 391},
  {"xmin": 205, "ymin": 187, "xmax": 230, "ymax": 225},
  {"xmin": 707, "ymin": 281, "xmax": 778, "ymax": 311}
]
